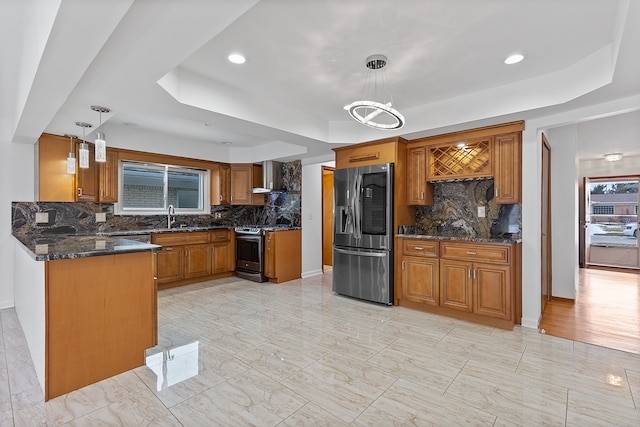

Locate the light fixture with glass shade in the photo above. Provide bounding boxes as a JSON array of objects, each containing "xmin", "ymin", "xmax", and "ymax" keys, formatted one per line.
[
  {"xmin": 344, "ymin": 54, "xmax": 405, "ymax": 130},
  {"xmin": 91, "ymin": 106, "xmax": 110, "ymax": 163},
  {"xmin": 75, "ymin": 121, "xmax": 92, "ymax": 169},
  {"xmin": 65, "ymin": 134, "xmax": 76, "ymax": 174}
]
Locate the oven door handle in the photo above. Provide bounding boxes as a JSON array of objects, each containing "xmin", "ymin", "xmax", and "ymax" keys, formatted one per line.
[{"xmin": 333, "ymin": 247, "xmax": 387, "ymax": 258}]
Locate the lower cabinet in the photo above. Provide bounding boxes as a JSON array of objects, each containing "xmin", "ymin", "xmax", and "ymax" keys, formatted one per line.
[
  {"xmin": 152, "ymin": 229, "xmax": 234, "ymax": 289},
  {"xmin": 264, "ymin": 229, "xmax": 301, "ymax": 283},
  {"xmin": 399, "ymin": 238, "xmax": 519, "ymax": 329}
]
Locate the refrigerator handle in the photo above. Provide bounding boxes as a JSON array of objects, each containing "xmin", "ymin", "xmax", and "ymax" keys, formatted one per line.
[
  {"xmin": 334, "ymin": 247, "xmax": 388, "ymax": 257},
  {"xmin": 354, "ymin": 172, "xmax": 362, "ymax": 240}
]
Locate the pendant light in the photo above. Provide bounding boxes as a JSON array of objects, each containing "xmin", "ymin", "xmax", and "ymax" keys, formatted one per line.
[
  {"xmin": 91, "ymin": 106, "xmax": 110, "ymax": 163},
  {"xmin": 75, "ymin": 121, "xmax": 92, "ymax": 169},
  {"xmin": 65, "ymin": 134, "xmax": 76, "ymax": 174},
  {"xmin": 344, "ymin": 54, "xmax": 405, "ymax": 130}
]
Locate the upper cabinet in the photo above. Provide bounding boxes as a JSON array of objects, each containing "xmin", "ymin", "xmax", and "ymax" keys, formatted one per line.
[
  {"xmin": 406, "ymin": 146, "xmax": 434, "ymax": 205},
  {"xmin": 98, "ymin": 149, "xmax": 118, "ymax": 203},
  {"xmin": 38, "ymin": 133, "xmax": 76, "ymax": 202},
  {"xmin": 211, "ymin": 163, "xmax": 231, "ymax": 205},
  {"xmin": 76, "ymin": 142, "xmax": 98, "ymax": 202},
  {"xmin": 406, "ymin": 121, "xmax": 524, "ymax": 205},
  {"xmin": 427, "ymin": 136, "xmax": 493, "ymax": 181},
  {"xmin": 493, "ymin": 132, "xmax": 522, "ymax": 204},
  {"xmin": 230, "ymin": 164, "xmax": 264, "ymax": 206}
]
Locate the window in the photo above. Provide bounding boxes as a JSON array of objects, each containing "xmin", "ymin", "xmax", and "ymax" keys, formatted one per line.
[
  {"xmin": 116, "ymin": 161, "xmax": 210, "ymax": 215},
  {"xmin": 592, "ymin": 205, "xmax": 614, "ymax": 215}
]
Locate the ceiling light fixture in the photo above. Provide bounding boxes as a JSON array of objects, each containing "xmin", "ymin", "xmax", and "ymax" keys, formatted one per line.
[
  {"xmin": 75, "ymin": 122, "xmax": 93, "ymax": 169},
  {"xmin": 228, "ymin": 53, "xmax": 246, "ymax": 64},
  {"xmin": 65, "ymin": 134, "xmax": 76, "ymax": 174},
  {"xmin": 344, "ymin": 54, "xmax": 405, "ymax": 130},
  {"xmin": 504, "ymin": 54, "xmax": 524, "ymax": 65},
  {"xmin": 91, "ymin": 106, "xmax": 110, "ymax": 163},
  {"xmin": 604, "ymin": 153, "xmax": 623, "ymax": 162}
]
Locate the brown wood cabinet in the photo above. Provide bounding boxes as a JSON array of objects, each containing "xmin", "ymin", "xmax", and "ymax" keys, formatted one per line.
[
  {"xmin": 400, "ymin": 239, "xmax": 439, "ymax": 306},
  {"xmin": 45, "ymin": 251, "xmax": 155, "ymax": 400},
  {"xmin": 211, "ymin": 229, "xmax": 235, "ymax": 274},
  {"xmin": 230, "ymin": 164, "xmax": 264, "ymax": 206},
  {"xmin": 264, "ymin": 229, "xmax": 302, "ymax": 283},
  {"xmin": 427, "ymin": 136, "xmax": 493, "ymax": 181},
  {"xmin": 211, "ymin": 163, "xmax": 231, "ymax": 205},
  {"xmin": 98, "ymin": 149, "xmax": 118, "ymax": 203},
  {"xmin": 493, "ymin": 132, "xmax": 522, "ymax": 204},
  {"xmin": 152, "ymin": 229, "xmax": 235, "ymax": 289},
  {"xmin": 406, "ymin": 146, "xmax": 434, "ymax": 205},
  {"xmin": 76, "ymin": 142, "xmax": 99, "ymax": 202},
  {"xmin": 37, "ymin": 133, "xmax": 76, "ymax": 202},
  {"xmin": 398, "ymin": 237, "xmax": 519, "ymax": 329},
  {"xmin": 184, "ymin": 244, "xmax": 212, "ymax": 279}
]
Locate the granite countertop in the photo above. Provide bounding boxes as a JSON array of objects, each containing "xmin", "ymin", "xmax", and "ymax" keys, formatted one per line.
[
  {"xmin": 396, "ymin": 233, "xmax": 522, "ymax": 244},
  {"xmin": 13, "ymin": 234, "xmax": 161, "ymax": 261},
  {"xmin": 96, "ymin": 225, "xmax": 233, "ymax": 236}
]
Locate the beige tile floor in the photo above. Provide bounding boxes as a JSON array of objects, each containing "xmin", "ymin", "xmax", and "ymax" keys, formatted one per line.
[{"xmin": 1, "ymin": 272, "xmax": 640, "ymax": 426}]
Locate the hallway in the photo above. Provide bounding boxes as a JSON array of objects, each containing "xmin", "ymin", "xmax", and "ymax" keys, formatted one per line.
[{"xmin": 540, "ymin": 267, "xmax": 640, "ymax": 354}]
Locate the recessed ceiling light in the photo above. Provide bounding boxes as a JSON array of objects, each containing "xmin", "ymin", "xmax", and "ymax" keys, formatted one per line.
[
  {"xmin": 504, "ymin": 54, "xmax": 524, "ymax": 65},
  {"xmin": 228, "ymin": 53, "xmax": 246, "ymax": 64},
  {"xmin": 221, "ymin": 141, "xmax": 233, "ymax": 146}
]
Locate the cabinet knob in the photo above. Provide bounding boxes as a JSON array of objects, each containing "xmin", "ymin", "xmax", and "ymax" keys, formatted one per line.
[
  {"xmin": 466, "ymin": 251, "xmax": 477, "ymax": 255},
  {"xmin": 219, "ymin": 194, "xmax": 222, "ymax": 201},
  {"xmin": 414, "ymin": 247, "xmax": 423, "ymax": 250}
]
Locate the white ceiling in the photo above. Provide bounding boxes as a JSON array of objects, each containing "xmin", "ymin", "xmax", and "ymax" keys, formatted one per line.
[{"xmin": 3, "ymin": 0, "xmax": 640, "ymax": 163}]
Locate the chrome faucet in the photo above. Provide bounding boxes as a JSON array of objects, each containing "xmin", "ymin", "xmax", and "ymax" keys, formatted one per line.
[{"xmin": 167, "ymin": 204, "xmax": 176, "ymax": 229}]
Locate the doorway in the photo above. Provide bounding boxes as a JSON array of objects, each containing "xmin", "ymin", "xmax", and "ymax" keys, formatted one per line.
[
  {"xmin": 583, "ymin": 176, "xmax": 639, "ymax": 269},
  {"xmin": 541, "ymin": 135, "xmax": 552, "ymax": 313},
  {"xmin": 321, "ymin": 166, "xmax": 334, "ymax": 270}
]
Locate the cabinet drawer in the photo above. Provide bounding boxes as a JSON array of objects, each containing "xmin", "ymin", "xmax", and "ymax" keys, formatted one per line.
[
  {"xmin": 151, "ymin": 231, "xmax": 210, "ymax": 246},
  {"xmin": 210, "ymin": 229, "xmax": 231, "ymax": 242},
  {"xmin": 402, "ymin": 239, "xmax": 438, "ymax": 258},
  {"xmin": 440, "ymin": 241, "xmax": 510, "ymax": 264}
]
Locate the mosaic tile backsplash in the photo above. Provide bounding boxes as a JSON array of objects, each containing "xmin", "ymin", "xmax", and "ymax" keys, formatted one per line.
[{"xmin": 12, "ymin": 161, "xmax": 301, "ymax": 238}]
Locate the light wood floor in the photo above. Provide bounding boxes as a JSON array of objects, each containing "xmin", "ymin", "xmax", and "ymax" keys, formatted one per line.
[{"xmin": 540, "ymin": 267, "xmax": 640, "ymax": 354}]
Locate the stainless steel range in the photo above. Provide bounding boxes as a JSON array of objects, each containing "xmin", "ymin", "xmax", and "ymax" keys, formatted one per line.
[{"xmin": 234, "ymin": 226, "xmax": 267, "ymax": 282}]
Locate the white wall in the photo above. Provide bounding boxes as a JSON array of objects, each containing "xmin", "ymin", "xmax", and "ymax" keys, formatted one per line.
[
  {"xmin": 545, "ymin": 125, "xmax": 579, "ymax": 299},
  {"xmin": 301, "ymin": 162, "xmax": 323, "ymax": 277},
  {"xmin": 1, "ymin": 133, "xmax": 37, "ymax": 308}
]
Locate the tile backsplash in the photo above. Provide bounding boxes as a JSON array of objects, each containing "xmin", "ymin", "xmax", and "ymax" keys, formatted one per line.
[
  {"xmin": 12, "ymin": 161, "xmax": 301, "ymax": 238},
  {"xmin": 414, "ymin": 179, "xmax": 521, "ymax": 238}
]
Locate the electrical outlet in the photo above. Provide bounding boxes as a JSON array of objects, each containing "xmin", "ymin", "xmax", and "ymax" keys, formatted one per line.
[
  {"xmin": 95, "ymin": 212, "xmax": 107, "ymax": 223},
  {"xmin": 214, "ymin": 212, "xmax": 222, "ymax": 219},
  {"xmin": 477, "ymin": 206, "xmax": 486, "ymax": 218},
  {"xmin": 35, "ymin": 212, "xmax": 49, "ymax": 224}
]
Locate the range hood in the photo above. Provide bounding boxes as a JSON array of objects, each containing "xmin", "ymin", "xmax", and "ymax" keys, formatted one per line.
[{"xmin": 252, "ymin": 160, "xmax": 284, "ymax": 193}]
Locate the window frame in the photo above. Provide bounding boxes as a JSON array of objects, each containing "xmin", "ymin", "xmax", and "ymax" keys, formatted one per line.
[{"xmin": 115, "ymin": 160, "xmax": 210, "ymax": 215}]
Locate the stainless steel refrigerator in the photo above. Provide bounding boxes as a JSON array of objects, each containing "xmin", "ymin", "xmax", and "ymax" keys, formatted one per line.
[{"xmin": 332, "ymin": 163, "xmax": 394, "ymax": 304}]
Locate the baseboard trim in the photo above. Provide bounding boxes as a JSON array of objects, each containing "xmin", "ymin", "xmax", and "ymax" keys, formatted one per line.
[
  {"xmin": 301, "ymin": 269, "xmax": 323, "ymax": 278},
  {"xmin": 550, "ymin": 296, "xmax": 575, "ymax": 303},
  {"xmin": 0, "ymin": 300, "xmax": 15, "ymax": 310},
  {"xmin": 521, "ymin": 317, "xmax": 539, "ymax": 329}
]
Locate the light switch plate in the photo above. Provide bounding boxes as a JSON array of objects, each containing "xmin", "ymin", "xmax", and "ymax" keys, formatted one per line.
[
  {"xmin": 35, "ymin": 212, "xmax": 49, "ymax": 223},
  {"xmin": 477, "ymin": 206, "xmax": 486, "ymax": 218},
  {"xmin": 95, "ymin": 212, "xmax": 107, "ymax": 223}
]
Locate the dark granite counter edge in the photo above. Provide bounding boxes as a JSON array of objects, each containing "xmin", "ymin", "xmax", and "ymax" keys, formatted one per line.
[
  {"xmin": 396, "ymin": 234, "xmax": 522, "ymax": 244},
  {"xmin": 13, "ymin": 235, "xmax": 161, "ymax": 262}
]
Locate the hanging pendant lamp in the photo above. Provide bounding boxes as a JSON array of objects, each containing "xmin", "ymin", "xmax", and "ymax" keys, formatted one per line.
[
  {"xmin": 65, "ymin": 134, "xmax": 76, "ymax": 174},
  {"xmin": 91, "ymin": 105, "xmax": 110, "ymax": 163},
  {"xmin": 344, "ymin": 54, "xmax": 405, "ymax": 130},
  {"xmin": 75, "ymin": 121, "xmax": 93, "ymax": 169}
]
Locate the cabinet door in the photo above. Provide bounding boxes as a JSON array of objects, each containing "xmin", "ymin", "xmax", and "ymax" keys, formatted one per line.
[
  {"xmin": 184, "ymin": 244, "xmax": 212, "ymax": 278},
  {"xmin": 155, "ymin": 247, "xmax": 184, "ymax": 284},
  {"xmin": 264, "ymin": 231, "xmax": 275, "ymax": 278},
  {"xmin": 401, "ymin": 256, "xmax": 439, "ymax": 306},
  {"xmin": 494, "ymin": 132, "xmax": 521, "ymax": 204},
  {"xmin": 77, "ymin": 143, "xmax": 99, "ymax": 202},
  {"xmin": 473, "ymin": 262, "xmax": 511, "ymax": 320},
  {"xmin": 407, "ymin": 146, "xmax": 433, "ymax": 205},
  {"xmin": 230, "ymin": 164, "xmax": 253, "ymax": 205},
  {"xmin": 99, "ymin": 149, "xmax": 118, "ymax": 203},
  {"xmin": 211, "ymin": 163, "xmax": 231, "ymax": 205},
  {"xmin": 38, "ymin": 134, "xmax": 76, "ymax": 202},
  {"xmin": 439, "ymin": 259, "xmax": 473, "ymax": 312},
  {"xmin": 212, "ymin": 242, "xmax": 231, "ymax": 273}
]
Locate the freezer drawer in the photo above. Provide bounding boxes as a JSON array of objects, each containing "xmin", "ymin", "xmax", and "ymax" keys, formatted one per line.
[{"xmin": 332, "ymin": 246, "xmax": 393, "ymax": 305}]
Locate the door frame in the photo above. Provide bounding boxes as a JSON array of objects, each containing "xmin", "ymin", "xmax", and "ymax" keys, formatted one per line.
[
  {"xmin": 321, "ymin": 166, "xmax": 335, "ymax": 270},
  {"xmin": 541, "ymin": 134, "xmax": 552, "ymax": 313}
]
